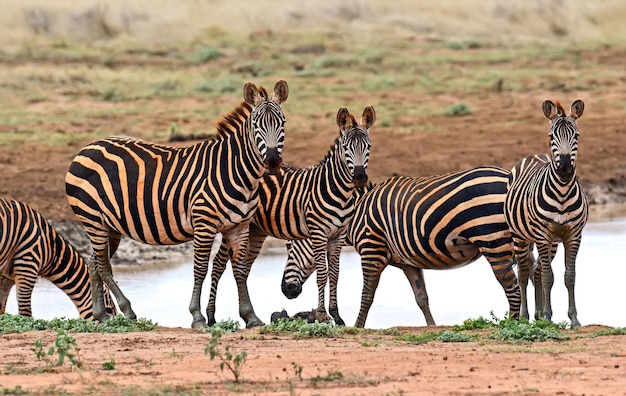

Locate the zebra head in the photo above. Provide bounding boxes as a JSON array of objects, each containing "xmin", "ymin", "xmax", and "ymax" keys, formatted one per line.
[
  {"xmin": 336, "ymin": 106, "xmax": 376, "ymax": 189},
  {"xmin": 244, "ymin": 80, "xmax": 289, "ymax": 175},
  {"xmin": 542, "ymin": 99, "xmax": 584, "ymax": 183}
]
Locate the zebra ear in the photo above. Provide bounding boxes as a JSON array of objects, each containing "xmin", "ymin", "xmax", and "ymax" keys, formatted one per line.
[
  {"xmin": 243, "ymin": 82, "xmax": 260, "ymax": 105},
  {"xmin": 272, "ymin": 80, "xmax": 289, "ymax": 105},
  {"xmin": 336, "ymin": 107, "xmax": 351, "ymax": 130},
  {"xmin": 361, "ymin": 106, "xmax": 376, "ymax": 129},
  {"xmin": 542, "ymin": 100, "xmax": 562, "ymax": 120},
  {"xmin": 569, "ymin": 99, "xmax": 584, "ymax": 120}
]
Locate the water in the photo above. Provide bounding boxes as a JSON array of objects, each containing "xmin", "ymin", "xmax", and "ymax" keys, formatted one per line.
[{"xmin": 6, "ymin": 217, "xmax": 626, "ymax": 329}]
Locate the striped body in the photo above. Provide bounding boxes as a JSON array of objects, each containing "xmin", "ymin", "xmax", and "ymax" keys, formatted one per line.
[
  {"xmin": 504, "ymin": 99, "xmax": 588, "ymax": 328},
  {"xmin": 347, "ymin": 167, "xmax": 521, "ymax": 328},
  {"xmin": 209, "ymin": 106, "xmax": 375, "ymax": 326},
  {"xmin": 0, "ymin": 197, "xmax": 116, "ymax": 320},
  {"xmin": 65, "ymin": 80, "xmax": 288, "ymax": 328}
]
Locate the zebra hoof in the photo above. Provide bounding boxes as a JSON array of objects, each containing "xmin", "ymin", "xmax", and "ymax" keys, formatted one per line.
[
  {"xmin": 192, "ymin": 320, "xmax": 209, "ymax": 329},
  {"xmin": 245, "ymin": 318, "xmax": 265, "ymax": 328}
]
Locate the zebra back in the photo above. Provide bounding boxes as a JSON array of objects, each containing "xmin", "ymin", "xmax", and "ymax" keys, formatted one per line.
[{"xmin": 0, "ymin": 197, "xmax": 116, "ymax": 319}]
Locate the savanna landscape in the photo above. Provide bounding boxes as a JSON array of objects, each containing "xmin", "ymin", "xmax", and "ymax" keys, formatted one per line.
[{"xmin": 1, "ymin": 0, "xmax": 626, "ymax": 394}]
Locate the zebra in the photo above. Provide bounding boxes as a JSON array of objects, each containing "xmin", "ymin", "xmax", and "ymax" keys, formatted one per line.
[
  {"xmin": 208, "ymin": 106, "xmax": 375, "ymax": 326},
  {"xmin": 0, "ymin": 197, "xmax": 116, "ymax": 320},
  {"xmin": 280, "ymin": 229, "xmax": 437, "ymax": 326},
  {"xmin": 504, "ymin": 99, "xmax": 588, "ymax": 328},
  {"xmin": 346, "ymin": 167, "xmax": 522, "ymax": 328},
  {"xmin": 65, "ymin": 80, "xmax": 289, "ymax": 328}
]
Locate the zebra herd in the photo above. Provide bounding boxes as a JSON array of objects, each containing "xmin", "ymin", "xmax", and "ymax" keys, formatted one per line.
[{"xmin": 0, "ymin": 79, "xmax": 589, "ymax": 329}]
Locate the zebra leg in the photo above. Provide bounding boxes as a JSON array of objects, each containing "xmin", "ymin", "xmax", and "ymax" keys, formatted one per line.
[
  {"xmin": 189, "ymin": 227, "xmax": 216, "ymax": 328},
  {"xmin": 206, "ymin": 240, "xmax": 230, "ymax": 327},
  {"xmin": 513, "ymin": 237, "xmax": 532, "ymax": 320},
  {"xmin": 529, "ymin": 249, "xmax": 544, "ymax": 320},
  {"xmin": 226, "ymin": 223, "xmax": 265, "ymax": 328},
  {"xmin": 0, "ymin": 276, "xmax": 14, "ymax": 314},
  {"xmin": 11, "ymin": 259, "xmax": 38, "ymax": 317},
  {"xmin": 326, "ymin": 235, "xmax": 345, "ymax": 326},
  {"xmin": 398, "ymin": 264, "xmax": 435, "ymax": 326},
  {"xmin": 355, "ymin": 249, "xmax": 390, "ymax": 328},
  {"xmin": 311, "ymin": 232, "xmax": 331, "ymax": 323},
  {"xmin": 564, "ymin": 236, "xmax": 582, "ymax": 328},
  {"xmin": 536, "ymin": 241, "xmax": 557, "ymax": 322},
  {"xmin": 483, "ymin": 248, "xmax": 521, "ymax": 320}
]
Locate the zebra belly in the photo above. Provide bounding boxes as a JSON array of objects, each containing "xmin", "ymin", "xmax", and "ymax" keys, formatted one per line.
[{"xmin": 398, "ymin": 237, "xmax": 482, "ymax": 270}]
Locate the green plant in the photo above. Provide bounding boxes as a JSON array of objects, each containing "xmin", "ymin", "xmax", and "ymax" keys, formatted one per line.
[
  {"xmin": 437, "ymin": 330, "xmax": 476, "ymax": 342},
  {"xmin": 196, "ymin": 47, "xmax": 222, "ymax": 63},
  {"xmin": 490, "ymin": 318, "xmax": 568, "ymax": 343},
  {"xmin": 1, "ymin": 385, "xmax": 28, "ymax": 395},
  {"xmin": 587, "ymin": 327, "xmax": 626, "ymax": 338},
  {"xmin": 210, "ymin": 318, "xmax": 241, "ymax": 333},
  {"xmin": 204, "ymin": 327, "xmax": 247, "ymax": 383},
  {"xmin": 102, "ymin": 359, "xmax": 116, "ymax": 370},
  {"xmin": 453, "ymin": 315, "xmax": 496, "ymax": 330},
  {"xmin": 0, "ymin": 313, "xmax": 156, "ymax": 334},
  {"xmin": 444, "ymin": 102, "xmax": 472, "ymax": 116},
  {"xmin": 310, "ymin": 370, "xmax": 344, "ymax": 384},
  {"xmin": 395, "ymin": 331, "xmax": 441, "ymax": 344},
  {"xmin": 33, "ymin": 330, "xmax": 82, "ymax": 369}
]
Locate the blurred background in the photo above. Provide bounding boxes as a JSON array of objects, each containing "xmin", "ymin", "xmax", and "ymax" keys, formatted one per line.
[{"xmin": 2, "ymin": 0, "xmax": 625, "ymax": 48}]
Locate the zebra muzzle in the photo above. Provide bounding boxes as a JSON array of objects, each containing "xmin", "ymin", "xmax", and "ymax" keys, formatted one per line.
[
  {"xmin": 264, "ymin": 147, "xmax": 282, "ymax": 174},
  {"xmin": 353, "ymin": 166, "xmax": 368, "ymax": 189},
  {"xmin": 556, "ymin": 155, "xmax": 574, "ymax": 181},
  {"xmin": 281, "ymin": 279, "xmax": 303, "ymax": 299}
]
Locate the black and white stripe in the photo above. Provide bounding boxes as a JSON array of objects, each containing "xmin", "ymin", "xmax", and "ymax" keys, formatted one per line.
[
  {"xmin": 208, "ymin": 106, "xmax": 375, "ymax": 326},
  {"xmin": 347, "ymin": 167, "xmax": 521, "ymax": 328},
  {"xmin": 65, "ymin": 80, "xmax": 288, "ymax": 328},
  {"xmin": 504, "ymin": 99, "xmax": 588, "ymax": 328},
  {"xmin": 0, "ymin": 197, "xmax": 116, "ymax": 320}
]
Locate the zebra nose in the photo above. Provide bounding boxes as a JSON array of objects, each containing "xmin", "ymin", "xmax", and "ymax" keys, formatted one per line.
[
  {"xmin": 281, "ymin": 279, "xmax": 302, "ymax": 299},
  {"xmin": 557, "ymin": 154, "xmax": 574, "ymax": 180},
  {"xmin": 353, "ymin": 165, "xmax": 368, "ymax": 188},
  {"xmin": 264, "ymin": 147, "xmax": 282, "ymax": 174}
]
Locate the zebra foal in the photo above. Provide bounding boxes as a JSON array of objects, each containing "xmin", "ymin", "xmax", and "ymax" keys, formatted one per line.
[
  {"xmin": 504, "ymin": 99, "xmax": 588, "ymax": 328},
  {"xmin": 65, "ymin": 80, "xmax": 288, "ymax": 328},
  {"xmin": 0, "ymin": 197, "xmax": 116, "ymax": 320},
  {"xmin": 209, "ymin": 106, "xmax": 375, "ymax": 326}
]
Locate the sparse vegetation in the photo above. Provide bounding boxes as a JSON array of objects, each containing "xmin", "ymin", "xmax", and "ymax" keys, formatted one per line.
[
  {"xmin": 259, "ymin": 318, "xmax": 341, "ymax": 338},
  {"xmin": 204, "ymin": 327, "xmax": 247, "ymax": 383},
  {"xmin": 0, "ymin": 313, "xmax": 157, "ymax": 334},
  {"xmin": 444, "ymin": 102, "xmax": 473, "ymax": 116},
  {"xmin": 33, "ymin": 330, "xmax": 82, "ymax": 369}
]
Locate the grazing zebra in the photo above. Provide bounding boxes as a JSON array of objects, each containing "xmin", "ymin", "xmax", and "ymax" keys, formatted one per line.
[
  {"xmin": 504, "ymin": 99, "xmax": 588, "ymax": 328},
  {"xmin": 209, "ymin": 106, "xmax": 375, "ymax": 326},
  {"xmin": 347, "ymin": 167, "xmax": 522, "ymax": 328},
  {"xmin": 0, "ymin": 197, "xmax": 116, "ymax": 320},
  {"xmin": 280, "ymin": 229, "xmax": 437, "ymax": 326},
  {"xmin": 65, "ymin": 80, "xmax": 289, "ymax": 328}
]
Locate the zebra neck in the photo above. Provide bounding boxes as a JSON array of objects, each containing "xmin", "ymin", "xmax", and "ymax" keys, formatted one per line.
[{"xmin": 323, "ymin": 143, "xmax": 356, "ymax": 198}]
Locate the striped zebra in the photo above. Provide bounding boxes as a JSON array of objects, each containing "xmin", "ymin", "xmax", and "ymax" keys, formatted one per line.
[
  {"xmin": 504, "ymin": 99, "xmax": 588, "ymax": 328},
  {"xmin": 280, "ymin": 229, "xmax": 437, "ymax": 326},
  {"xmin": 0, "ymin": 197, "xmax": 116, "ymax": 320},
  {"xmin": 208, "ymin": 106, "xmax": 375, "ymax": 326},
  {"xmin": 65, "ymin": 80, "xmax": 289, "ymax": 328},
  {"xmin": 347, "ymin": 167, "xmax": 522, "ymax": 328}
]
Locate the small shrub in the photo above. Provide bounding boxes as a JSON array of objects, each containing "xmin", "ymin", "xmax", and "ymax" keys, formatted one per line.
[
  {"xmin": 196, "ymin": 47, "xmax": 222, "ymax": 63},
  {"xmin": 33, "ymin": 330, "xmax": 82, "ymax": 369},
  {"xmin": 210, "ymin": 318, "xmax": 241, "ymax": 333},
  {"xmin": 204, "ymin": 327, "xmax": 247, "ymax": 383},
  {"xmin": 444, "ymin": 102, "xmax": 472, "ymax": 116},
  {"xmin": 437, "ymin": 330, "xmax": 476, "ymax": 342},
  {"xmin": 453, "ymin": 315, "xmax": 496, "ymax": 331},
  {"xmin": 395, "ymin": 331, "xmax": 440, "ymax": 344},
  {"xmin": 102, "ymin": 359, "xmax": 116, "ymax": 370},
  {"xmin": 490, "ymin": 318, "xmax": 568, "ymax": 343}
]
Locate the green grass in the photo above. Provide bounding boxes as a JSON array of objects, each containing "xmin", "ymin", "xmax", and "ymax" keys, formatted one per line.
[
  {"xmin": 259, "ymin": 318, "xmax": 341, "ymax": 338},
  {"xmin": 0, "ymin": 313, "xmax": 157, "ymax": 334}
]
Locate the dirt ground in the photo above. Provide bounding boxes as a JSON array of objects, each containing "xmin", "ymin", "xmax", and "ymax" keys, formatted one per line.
[
  {"xmin": 2, "ymin": 50, "xmax": 626, "ymax": 395},
  {"xmin": 0, "ymin": 325, "xmax": 624, "ymax": 395}
]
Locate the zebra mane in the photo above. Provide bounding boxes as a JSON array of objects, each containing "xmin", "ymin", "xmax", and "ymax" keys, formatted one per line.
[
  {"xmin": 213, "ymin": 101, "xmax": 254, "ymax": 141},
  {"xmin": 553, "ymin": 100, "xmax": 566, "ymax": 117}
]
